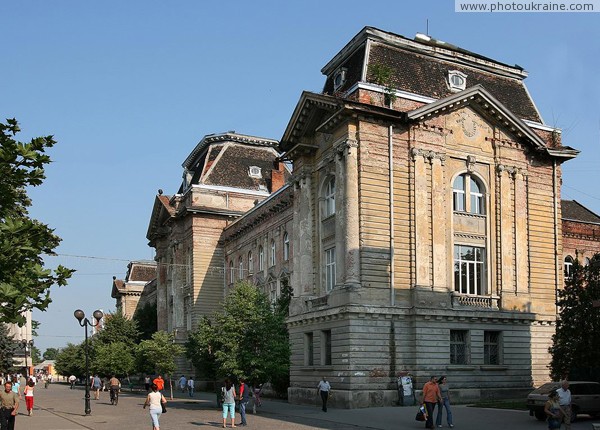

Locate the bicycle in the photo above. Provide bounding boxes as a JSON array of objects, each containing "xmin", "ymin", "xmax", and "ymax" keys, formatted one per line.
[{"xmin": 110, "ymin": 386, "xmax": 119, "ymax": 405}]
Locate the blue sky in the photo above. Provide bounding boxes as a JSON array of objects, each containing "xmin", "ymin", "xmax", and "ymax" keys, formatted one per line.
[{"xmin": 2, "ymin": 0, "xmax": 599, "ymax": 353}]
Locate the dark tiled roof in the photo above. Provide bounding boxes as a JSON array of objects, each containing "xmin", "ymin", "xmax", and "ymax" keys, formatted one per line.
[
  {"xmin": 128, "ymin": 262, "xmax": 157, "ymax": 282},
  {"xmin": 562, "ymin": 200, "xmax": 600, "ymax": 224},
  {"xmin": 323, "ymin": 44, "xmax": 366, "ymax": 95},
  {"xmin": 203, "ymin": 144, "xmax": 287, "ymax": 192}
]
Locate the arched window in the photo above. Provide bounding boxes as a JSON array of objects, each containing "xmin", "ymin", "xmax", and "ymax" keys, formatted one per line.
[
  {"xmin": 453, "ymin": 173, "xmax": 485, "ymax": 215},
  {"xmin": 238, "ymin": 257, "xmax": 244, "ymax": 278},
  {"xmin": 259, "ymin": 246, "xmax": 264, "ymax": 271},
  {"xmin": 248, "ymin": 251, "xmax": 253, "ymax": 274},
  {"xmin": 564, "ymin": 255, "xmax": 574, "ymax": 280},
  {"xmin": 283, "ymin": 232, "xmax": 290, "ymax": 261},
  {"xmin": 323, "ymin": 176, "xmax": 336, "ymax": 218},
  {"xmin": 270, "ymin": 239, "xmax": 276, "ymax": 267}
]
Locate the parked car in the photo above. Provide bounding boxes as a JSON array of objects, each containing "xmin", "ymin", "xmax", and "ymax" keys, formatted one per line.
[{"xmin": 527, "ymin": 381, "xmax": 600, "ymax": 421}]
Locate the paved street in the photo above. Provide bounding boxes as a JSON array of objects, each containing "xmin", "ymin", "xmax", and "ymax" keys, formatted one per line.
[{"xmin": 18, "ymin": 383, "xmax": 599, "ymax": 430}]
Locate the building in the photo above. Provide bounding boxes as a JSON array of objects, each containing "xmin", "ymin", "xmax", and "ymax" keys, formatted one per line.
[
  {"xmin": 111, "ymin": 260, "xmax": 157, "ymax": 318},
  {"xmin": 8, "ymin": 312, "xmax": 33, "ymax": 374},
  {"xmin": 562, "ymin": 199, "xmax": 600, "ymax": 278},
  {"xmin": 148, "ymin": 27, "xmax": 584, "ymax": 407}
]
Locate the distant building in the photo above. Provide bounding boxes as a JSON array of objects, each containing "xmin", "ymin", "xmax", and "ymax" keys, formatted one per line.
[
  {"xmin": 7, "ymin": 311, "xmax": 33, "ymax": 373},
  {"xmin": 111, "ymin": 260, "xmax": 157, "ymax": 318},
  {"xmin": 562, "ymin": 199, "xmax": 600, "ymax": 278}
]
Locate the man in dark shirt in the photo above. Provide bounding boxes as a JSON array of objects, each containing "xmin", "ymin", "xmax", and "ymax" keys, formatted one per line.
[{"xmin": 0, "ymin": 381, "xmax": 19, "ymax": 430}]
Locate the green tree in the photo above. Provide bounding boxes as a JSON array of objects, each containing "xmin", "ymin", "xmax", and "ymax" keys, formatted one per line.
[
  {"xmin": 54, "ymin": 342, "xmax": 85, "ymax": 377},
  {"xmin": 0, "ymin": 324, "xmax": 16, "ymax": 374},
  {"xmin": 186, "ymin": 281, "xmax": 291, "ymax": 395},
  {"xmin": 42, "ymin": 347, "xmax": 60, "ymax": 361},
  {"xmin": 132, "ymin": 302, "xmax": 157, "ymax": 341},
  {"xmin": 549, "ymin": 255, "xmax": 600, "ymax": 381},
  {"xmin": 137, "ymin": 331, "xmax": 184, "ymax": 399},
  {"xmin": 0, "ymin": 119, "xmax": 74, "ymax": 325},
  {"xmin": 92, "ymin": 311, "xmax": 139, "ymax": 348},
  {"xmin": 92, "ymin": 341, "xmax": 135, "ymax": 377},
  {"xmin": 30, "ymin": 345, "xmax": 42, "ymax": 365}
]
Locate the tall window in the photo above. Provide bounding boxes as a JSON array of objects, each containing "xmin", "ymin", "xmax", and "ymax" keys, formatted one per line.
[
  {"xmin": 453, "ymin": 173, "xmax": 485, "ymax": 214},
  {"xmin": 484, "ymin": 331, "xmax": 500, "ymax": 365},
  {"xmin": 450, "ymin": 330, "xmax": 469, "ymax": 364},
  {"xmin": 304, "ymin": 332, "xmax": 314, "ymax": 366},
  {"xmin": 270, "ymin": 239, "xmax": 276, "ymax": 267},
  {"xmin": 283, "ymin": 232, "xmax": 290, "ymax": 261},
  {"xmin": 564, "ymin": 256, "xmax": 574, "ymax": 280},
  {"xmin": 321, "ymin": 330, "xmax": 332, "ymax": 366},
  {"xmin": 238, "ymin": 257, "xmax": 244, "ymax": 278},
  {"xmin": 323, "ymin": 177, "xmax": 336, "ymax": 218},
  {"xmin": 229, "ymin": 260, "xmax": 235, "ymax": 283},
  {"xmin": 258, "ymin": 246, "xmax": 264, "ymax": 271},
  {"xmin": 325, "ymin": 247, "xmax": 336, "ymax": 292},
  {"xmin": 248, "ymin": 251, "xmax": 253, "ymax": 274},
  {"xmin": 454, "ymin": 245, "xmax": 485, "ymax": 295},
  {"xmin": 269, "ymin": 279, "xmax": 278, "ymax": 304}
]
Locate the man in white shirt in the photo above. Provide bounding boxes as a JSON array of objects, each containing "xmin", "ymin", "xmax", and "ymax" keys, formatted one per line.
[
  {"xmin": 187, "ymin": 377, "xmax": 194, "ymax": 397},
  {"xmin": 316, "ymin": 376, "xmax": 331, "ymax": 412},
  {"xmin": 178, "ymin": 375, "xmax": 187, "ymax": 393},
  {"xmin": 557, "ymin": 380, "xmax": 572, "ymax": 430}
]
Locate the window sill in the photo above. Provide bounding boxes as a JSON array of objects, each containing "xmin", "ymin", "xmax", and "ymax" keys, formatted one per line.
[
  {"xmin": 445, "ymin": 365, "xmax": 476, "ymax": 371},
  {"xmin": 480, "ymin": 365, "xmax": 508, "ymax": 371},
  {"xmin": 298, "ymin": 366, "xmax": 333, "ymax": 371}
]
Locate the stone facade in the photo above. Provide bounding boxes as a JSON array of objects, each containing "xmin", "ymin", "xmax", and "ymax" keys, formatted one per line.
[
  {"xmin": 561, "ymin": 199, "xmax": 600, "ymax": 278},
  {"xmin": 145, "ymin": 27, "xmax": 590, "ymax": 408}
]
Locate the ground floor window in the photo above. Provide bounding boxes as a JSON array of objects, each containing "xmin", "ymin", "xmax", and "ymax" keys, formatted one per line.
[
  {"xmin": 321, "ymin": 330, "xmax": 332, "ymax": 366},
  {"xmin": 484, "ymin": 331, "xmax": 500, "ymax": 365},
  {"xmin": 450, "ymin": 330, "xmax": 469, "ymax": 364},
  {"xmin": 304, "ymin": 332, "xmax": 314, "ymax": 366}
]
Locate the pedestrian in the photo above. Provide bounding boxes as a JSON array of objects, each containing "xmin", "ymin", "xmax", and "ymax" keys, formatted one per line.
[
  {"xmin": 9, "ymin": 379, "xmax": 19, "ymax": 400},
  {"xmin": 92, "ymin": 375, "xmax": 102, "ymax": 400},
  {"xmin": 557, "ymin": 380, "xmax": 572, "ymax": 430},
  {"xmin": 545, "ymin": 389, "xmax": 564, "ymax": 430},
  {"xmin": 0, "ymin": 381, "xmax": 19, "ymax": 430},
  {"xmin": 23, "ymin": 379, "xmax": 35, "ymax": 416},
  {"xmin": 238, "ymin": 377, "xmax": 250, "ymax": 426},
  {"xmin": 435, "ymin": 376, "xmax": 453, "ymax": 428},
  {"xmin": 143, "ymin": 383, "xmax": 167, "ymax": 430},
  {"xmin": 144, "ymin": 375, "xmax": 151, "ymax": 392},
  {"xmin": 422, "ymin": 375, "xmax": 442, "ymax": 430},
  {"xmin": 68, "ymin": 375, "xmax": 76, "ymax": 389},
  {"xmin": 221, "ymin": 378, "xmax": 236, "ymax": 429},
  {"xmin": 187, "ymin": 377, "xmax": 194, "ymax": 397},
  {"xmin": 152, "ymin": 375, "xmax": 165, "ymax": 393},
  {"xmin": 316, "ymin": 376, "xmax": 331, "ymax": 412},
  {"xmin": 178, "ymin": 374, "xmax": 187, "ymax": 393}
]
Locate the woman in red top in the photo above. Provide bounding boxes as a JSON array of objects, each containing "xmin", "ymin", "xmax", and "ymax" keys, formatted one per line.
[{"xmin": 421, "ymin": 376, "xmax": 442, "ymax": 429}]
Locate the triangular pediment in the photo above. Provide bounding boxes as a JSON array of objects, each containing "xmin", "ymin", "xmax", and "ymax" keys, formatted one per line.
[{"xmin": 407, "ymin": 84, "xmax": 547, "ymax": 150}]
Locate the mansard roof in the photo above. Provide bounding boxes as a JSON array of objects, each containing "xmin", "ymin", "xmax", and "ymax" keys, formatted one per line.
[
  {"xmin": 562, "ymin": 200, "xmax": 600, "ymax": 225},
  {"xmin": 126, "ymin": 261, "xmax": 157, "ymax": 283},
  {"xmin": 182, "ymin": 132, "xmax": 279, "ymax": 170},
  {"xmin": 321, "ymin": 26, "xmax": 543, "ymax": 123}
]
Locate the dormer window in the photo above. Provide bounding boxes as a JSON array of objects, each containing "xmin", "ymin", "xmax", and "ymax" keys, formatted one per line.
[
  {"xmin": 448, "ymin": 70, "xmax": 467, "ymax": 92},
  {"xmin": 333, "ymin": 68, "xmax": 347, "ymax": 91},
  {"xmin": 249, "ymin": 166, "xmax": 262, "ymax": 178}
]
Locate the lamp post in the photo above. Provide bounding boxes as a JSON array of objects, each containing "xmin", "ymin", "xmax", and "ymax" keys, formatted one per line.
[
  {"xmin": 74, "ymin": 309, "xmax": 103, "ymax": 415},
  {"xmin": 18, "ymin": 339, "xmax": 34, "ymax": 376}
]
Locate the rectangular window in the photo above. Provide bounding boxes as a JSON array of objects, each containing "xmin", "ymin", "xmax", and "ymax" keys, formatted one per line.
[
  {"xmin": 450, "ymin": 330, "xmax": 469, "ymax": 364},
  {"xmin": 454, "ymin": 245, "xmax": 485, "ymax": 295},
  {"xmin": 325, "ymin": 247, "xmax": 336, "ymax": 292},
  {"xmin": 304, "ymin": 332, "xmax": 314, "ymax": 366},
  {"xmin": 484, "ymin": 331, "xmax": 500, "ymax": 365},
  {"xmin": 321, "ymin": 330, "xmax": 332, "ymax": 366}
]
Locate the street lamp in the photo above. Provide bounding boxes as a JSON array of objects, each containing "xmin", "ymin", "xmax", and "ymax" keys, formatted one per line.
[
  {"xmin": 74, "ymin": 309, "xmax": 103, "ymax": 415},
  {"xmin": 18, "ymin": 339, "xmax": 34, "ymax": 376}
]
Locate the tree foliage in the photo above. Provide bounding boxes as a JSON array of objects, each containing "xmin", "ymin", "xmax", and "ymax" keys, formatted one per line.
[
  {"xmin": 92, "ymin": 341, "xmax": 135, "ymax": 377},
  {"xmin": 54, "ymin": 343, "xmax": 85, "ymax": 377},
  {"xmin": 0, "ymin": 324, "xmax": 16, "ymax": 374},
  {"xmin": 42, "ymin": 347, "xmax": 60, "ymax": 361},
  {"xmin": 186, "ymin": 281, "xmax": 290, "ymax": 394},
  {"xmin": 136, "ymin": 331, "xmax": 184, "ymax": 376},
  {"xmin": 549, "ymin": 255, "xmax": 600, "ymax": 381},
  {"xmin": 30, "ymin": 345, "xmax": 42, "ymax": 365},
  {"xmin": 0, "ymin": 119, "xmax": 74, "ymax": 324},
  {"xmin": 92, "ymin": 311, "xmax": 139, "ymax": 348},
  {"xmin": 132, "ymin": 302, "xmax": 158, "ymax": 341}
]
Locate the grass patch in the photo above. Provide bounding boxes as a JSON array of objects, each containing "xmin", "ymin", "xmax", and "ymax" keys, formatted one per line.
[{"xmin": 468, "ymin": 399, "xmax": 528, "ymax": 410}]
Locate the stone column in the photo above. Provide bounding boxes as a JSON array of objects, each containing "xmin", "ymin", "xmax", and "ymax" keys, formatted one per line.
[
  {"xmin": 430, "ymin": 154, "xmax": 447, "ymax": 289},
  {"xmin": 497, "ymin": 165, "xmax": 515, "ymax": 294},
  {"xmin": 337, "ymin": 139, "xmax": 360, "ymax": 287},
  {"xmin": 514, "ymin": 170, "xmax": 529, "ymax": 293},
  {"xmin": 411, "ymin": 148, "xmax": 431, "ymax": 287},
  {"xmin": 292, "ymin": 166, "xmax": 315, "ymax": 296}
]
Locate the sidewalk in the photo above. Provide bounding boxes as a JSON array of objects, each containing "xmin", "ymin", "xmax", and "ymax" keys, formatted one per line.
[{"xmin": 20, "ymin": 383, "xmax": 597, "ymax": 430}]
